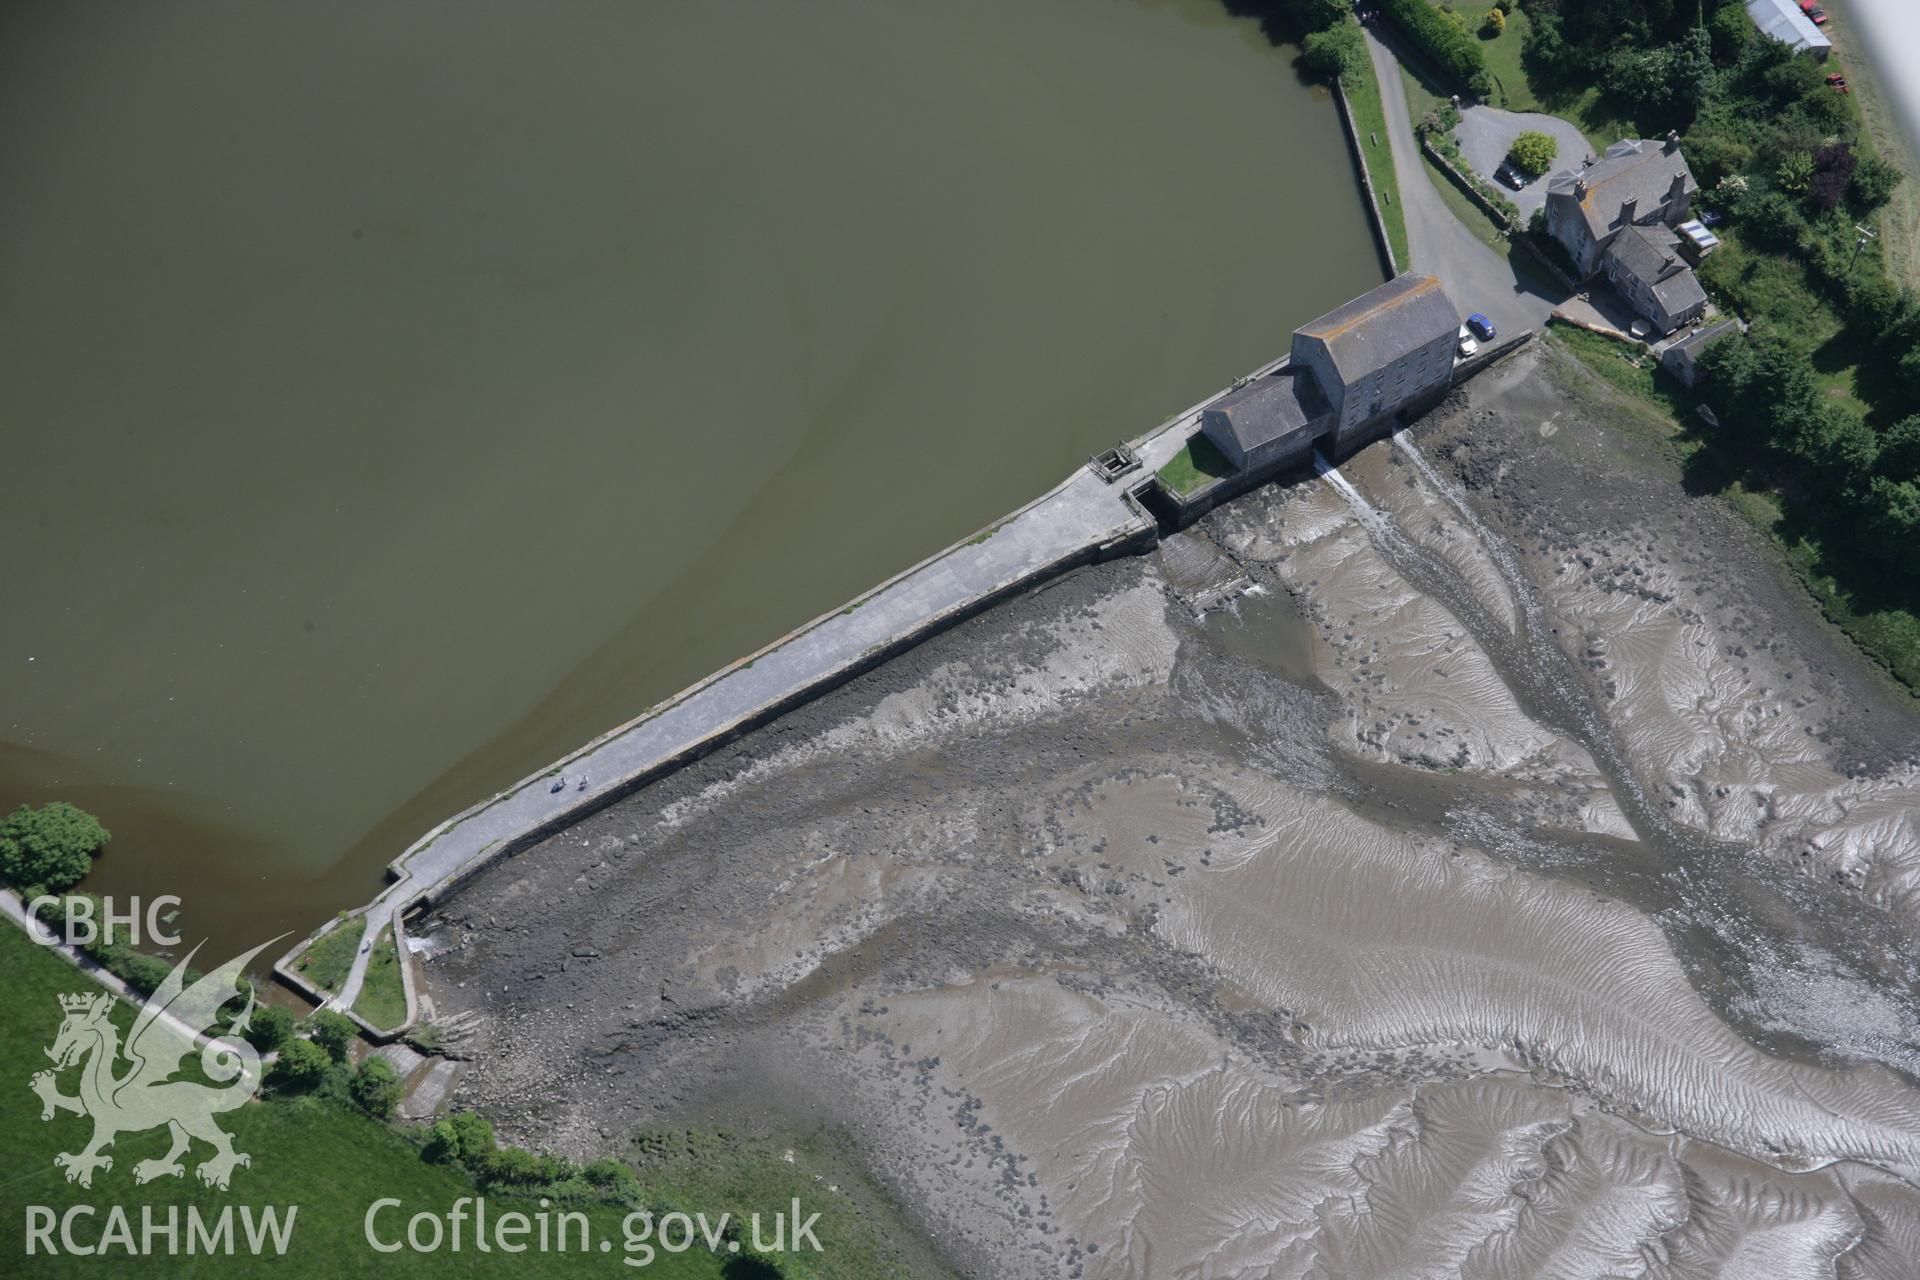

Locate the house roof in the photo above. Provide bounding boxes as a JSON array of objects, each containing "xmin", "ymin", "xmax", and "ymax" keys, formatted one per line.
[
  {"xmin": 1546, "ymin": 138, "xmax": 1698, "ymax": 245},
  {"xmin": 1291, "ymin": 274, "xmax": 1457, "ymax": 386},
  {"xmin": 1606, "ymin": 224, "xmax": 1683, "ymax": 286},
  {"xmin": 1606, "ymin": 224, "xmax": 1707, "ymax": 317},
  {"xmin": 1745, "ymin": 0, "xmax": 1831, "ymax": 53},
  {"xmin": 1202, "ymin": 367, "xmax": 1331, "ymax": 454},
  {"xmin": 1662, "ymin": 317, "xmax": 1739, "ymax": 364}
]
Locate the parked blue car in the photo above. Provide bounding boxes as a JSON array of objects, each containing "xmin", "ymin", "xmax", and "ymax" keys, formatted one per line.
[{"xmin": 1466, "ymin": 312, "xmax": 1496, "ymax": 341}]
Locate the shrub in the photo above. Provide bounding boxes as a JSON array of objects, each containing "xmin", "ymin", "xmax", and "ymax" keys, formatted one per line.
[
  {"xmin": 1507, "ymin": 131, "xmax": 1559, "ymax": 178},
  {"xmin": 1379, "ymin": 0, "xmax": 1490, "ymax": 96},
  {"xmin": 423, "ymin": 1110, "xmax": 498, "ymax": 1165},
  {"xmin": 1481, "ymin": 8, "xmax": 1505, "ymax": 36},
  {"xmin": 269, "ymin": 1038, "xmax": 332, "ymax": 1092},
  {"xmin": 0, "ymin": 802, "xmax": 109, "ymax": 894},
  {"xmin": 1851, "ymin": 157, "xmax": 1905, "ymax": 212},
  {"xmin": 304, "ymin": 1009, "xmax": 359, "ymax": 1064},
  {"xmin": 1774, "ymin": 152, "xmax": 1815, "ymax": 196},
  {"xmin": 583, "ymin": 1157, "xmax": 641, "ymax": 1196},
  {"xmin": 350, "ymin": 1057, "xmax": 403, "ymax": 1120},
  {"xmin": 1302, "ymin": 23, "xmax": 1366, "ymax": 82}
]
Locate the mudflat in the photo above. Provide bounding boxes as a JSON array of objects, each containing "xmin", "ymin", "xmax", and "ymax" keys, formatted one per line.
[{"xmin": 421, "ymin": 343, "xmax": 1920, "ymax": 1277}]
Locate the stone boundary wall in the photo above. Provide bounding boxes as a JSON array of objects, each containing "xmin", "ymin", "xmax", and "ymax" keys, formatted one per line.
[{"xmin": 1421, "ymin": 134, "xmax": 1516, "ymax": 230}]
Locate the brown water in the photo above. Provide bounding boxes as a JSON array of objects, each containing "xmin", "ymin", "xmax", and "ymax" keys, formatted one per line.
[{"xmin": 0, "ymin": 0, "xmax": 1377, "ymax": 953}]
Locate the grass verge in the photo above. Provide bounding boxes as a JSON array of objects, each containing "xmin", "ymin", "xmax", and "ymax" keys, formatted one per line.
[
  {"xmin": 1156, "ymin": 434, "xmax": 1233, "ymax": 497},
  {"xmin": 292, "ymin": 914, "xmax": 361, "ymax": 994},
  {"xmin": 351, "ymin": 924, "xmax": 407, "ymax": 1031},
  {"xmin": 1341, "ymin": 56, "xmax": 1411, "ymax": 269}
]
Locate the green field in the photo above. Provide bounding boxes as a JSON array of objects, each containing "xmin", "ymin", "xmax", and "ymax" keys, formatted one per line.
[
  {"xmin": 0, "ymin": 924, "xmax": 951, "ymax": 1278},
  {"xmin": 1342, "ymin": 57, "xmax": 1412, "ymax": 269},
  {"xmin": 1157, "ymin": 433, "xmax": 1234, "ymax": 497},
  {"xmin": 351, "ymin": 925, "xmax": 407, "ymax": 1031}
]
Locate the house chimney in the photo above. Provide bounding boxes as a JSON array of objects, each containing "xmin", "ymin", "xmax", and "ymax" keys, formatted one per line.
[
  {"xmin": 1664, "ymin": 130, "xmax": 1680, "ymax": 153},
  {"xmin": 1669, "ymin": 171, "xmax": 1687, "ymax": 202},
  {"xmin": 1620, "ymin": 195, "xmax": 1638, "ymax": 226}
]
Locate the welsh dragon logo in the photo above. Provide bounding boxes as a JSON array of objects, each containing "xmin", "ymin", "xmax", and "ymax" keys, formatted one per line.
[{"xmin": 32, "ymin": 940, "xmax": 279, "ymax": 1190}]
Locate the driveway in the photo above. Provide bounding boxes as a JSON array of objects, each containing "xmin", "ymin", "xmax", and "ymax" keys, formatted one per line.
[
  {"xmin": 1361, "ymin": 26, "xmax": 1564, "ymax": 341},
  {"xmin": 1452, "ymin": 105, "xmax": 1594, "ymax": 221}
]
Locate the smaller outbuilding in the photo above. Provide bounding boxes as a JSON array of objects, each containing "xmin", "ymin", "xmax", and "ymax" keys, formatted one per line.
[
  {"xmin": 1660, "ymin": 318, "xmax": 1740, "ymax": 388},
  {"xmin": 1744, "ymin": 0, "xmax": 1832, "ymax": 59}
]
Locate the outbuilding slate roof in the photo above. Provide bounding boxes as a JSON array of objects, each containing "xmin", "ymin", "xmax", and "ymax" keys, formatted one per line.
[
  {"xmin": 1202, "ymin": 367, "xmax": 1331, "ymax": 454},
  {"xmin": 1291, "ymin": 274, "xmax": 1457, "ymax": 386}
]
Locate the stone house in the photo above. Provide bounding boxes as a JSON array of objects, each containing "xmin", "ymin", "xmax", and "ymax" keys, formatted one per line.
[
  {"xmin": 1602, "ymin": 224, "xmax": 1708, "ymax": 334},
  {"xmin": 1545, "ymin": 137, "xmax": 1698, "ymax": 277},
  {"xmin": 1200, "ymin": 273, "xmax": 1459, "ymax": 473}
]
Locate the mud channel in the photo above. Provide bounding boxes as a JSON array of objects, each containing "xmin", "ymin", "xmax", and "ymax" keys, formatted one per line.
[{"xmin": 420, "ymin": 342, "xmax": 1920, "ymax": 1277}]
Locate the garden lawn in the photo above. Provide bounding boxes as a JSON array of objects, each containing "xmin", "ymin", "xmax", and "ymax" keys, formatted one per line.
[{"xmin": 1157, "ymin": 434, "xmax": 1234, "ymax": 497}]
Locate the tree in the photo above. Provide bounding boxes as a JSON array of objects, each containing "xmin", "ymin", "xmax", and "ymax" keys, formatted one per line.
[
  {"xmin": 242, "ymin": 1004, "xmax": 295, "ymax": 1054},
  {"xmin": 1809, "ymin": 143, "xmax": 1857, "ymax": 212},
  {"xmin": 269, "ymin": 1038, "xmax": 331, "ymax": 1092},
  {"xmin": 350, "ymin": 1058, "xmax": 403, "ymax": 1119},
  {"xmin": 304, "ymin": 1009, "xmax": 358, "ymax": 1064},
  {"xmin": 1878, "ymin": 416, "xmax": 1920, "ymax": 481},
  {"xmin": 1482, "ymin": 8, "xmax": 1506, "ymax": 36},
  {"xmin": 1866, "ymin": 476, "xmax": 1920, "ymax": 547},
  {"xmin": 1291, "ymin": 0, "xmax": 1353, "ymax": 31},
  {"xmin": 0, "ymin": 802, "xmax": 109, "ymax": 894},
  {"xmin": 1708, "ymin": 2, "xmax": 1750, "ymax": 64},
  {"xmin": 1507, "ymin": 131, "xmax": 1559, "ymax": 178},
  {"xmin": 1301, "ymin": 23, "xmax": 1366, "ymax": 82},
  {"xmin": 1850, "ymin": 156, "xmax": 1906, "ymax": 212}
]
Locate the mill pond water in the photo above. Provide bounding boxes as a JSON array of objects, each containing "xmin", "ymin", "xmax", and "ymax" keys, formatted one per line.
[{"xmin": 0, "ymin": 0, "xmax": 1379, "ymax": 954}]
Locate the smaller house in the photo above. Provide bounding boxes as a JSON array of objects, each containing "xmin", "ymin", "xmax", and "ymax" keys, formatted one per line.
[
  {"xmin": 1602, "ymin": 224, "xmax": 1707, "ymax": 334},
  {"xmin": 1199, "ymin": 369, "xmax": 1332, "ymax": 473},
  {"xmin": 1660, "ymin": 318, "xmax": 1739, "ymax": 388},
  {"xmin": 1744, "ymin": 0, "xmax": 1831, "ymax": 59}
]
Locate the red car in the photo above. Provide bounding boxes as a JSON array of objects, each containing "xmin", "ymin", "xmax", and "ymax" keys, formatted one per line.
[
  {"xmin": 1799, "ymin": 0, "xmax": 1829, "ymax": 23},
  {"xmin": 1826, "ymin": 73, "xmax": 1851, "ymax": 93}
]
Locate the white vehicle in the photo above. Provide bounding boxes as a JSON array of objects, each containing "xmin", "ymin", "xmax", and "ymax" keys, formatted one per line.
[{"xmin": 1457, "ymin": 324, "xmax": 1479, "ymax": 358}]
